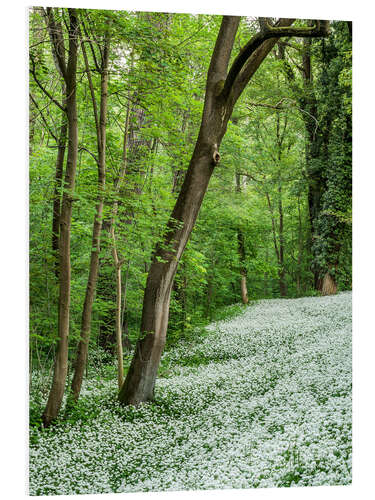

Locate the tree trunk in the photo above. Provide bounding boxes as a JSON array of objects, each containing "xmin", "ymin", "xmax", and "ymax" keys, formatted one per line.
[
  {"xmin": 39, "ymin": 9, "xmax": 69, "ymax": 278},
  {"xmin": 108, "ymin": 91, "xmax": 132, "ymax": 387},
  {"xmin": 118, "ymin": 16, "xmax": 329, "ymax": 406},
  {"xmin": 95, "ymin": 79, "xmax": 133, "ymax": 355},
  {"xmin": 97, "ymin": 251, "xmax": 116, "ymax": 352},
  {"xmin": 321, "ymin": 272, "xmax": 337, "ymax": 295},
  {"xmin": 278, "ymin": 181, "xmax": 287, "ymax": 297},
  {"xmin": 235, "ymin": 163, "xmax": 248, "ymax": 305},
  {"xmin": 42, "ymin": 8, "xmax": 79, "ymax": 427},
  {"xmin": 275, "ymin": 110, "xmax": 287, "ymax": 297},
  {"xmin": 120, "ymin": 260, "xmax": 132, "ymax": 351},
  {"xmin": 280, "ymin": 35, "xmax": 325, "ymax": 290},
  {"xmin": 264, "ymin": 246, "xmax": 269, "ymax": 297},
  {"xmin": 119, "ymin": 17, "xmax": 241, "ymax": 405},
  {"xmin": 296, "ymin": 194, "xmax": 303, "ymax": 294},
  {"xmin": 206, "ymin": 274, "xmax": 213, "ymax": 320},
  {"xmin": 114, "ymin": 261, "xmax": 124, "ymax": 387},
  {"xmin": 237, "ymin": 222, "xmax": 249, "ymax": 304},
  {"xmin": 29, "ymin": 103, "xmax": 36, "ymax": 156},
  {"xmin": 70, "ymin": 30, "xmax": 110, "ymax": 402},
  {"xmin": 51, "ymin": 115, "xmax": 67, "ymax": 278}
]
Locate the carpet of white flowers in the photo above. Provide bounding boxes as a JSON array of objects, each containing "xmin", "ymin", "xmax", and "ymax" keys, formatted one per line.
[{"xmin": 29, "ymin": 292, "xmax": 352, "ymax": 495}]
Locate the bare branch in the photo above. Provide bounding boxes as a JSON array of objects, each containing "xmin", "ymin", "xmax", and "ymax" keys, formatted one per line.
[
  {"xmin": 246, "ymin": 98, "xmax": 287, "ymax": 110},
  {"xmin": 79, "ymin": 146, "xmax": 99, "ymax": 165},
  {"xmin": 44, "ymin": 7, "xmax": 67, "ymax": 80},
  {"xmin": 29, "ymin": 93, "xmax": 58, "ymax": 142},
  {"xmin": 78, "ymin": 27, "xmax": 101, "ymax": 147},
  {"xmin": 81, "ymin": 15, "xmax": 102, "ymax": 72},
  {"xmin": 29, "ymin": 54, "xmax": 66, "ymax": 112}
]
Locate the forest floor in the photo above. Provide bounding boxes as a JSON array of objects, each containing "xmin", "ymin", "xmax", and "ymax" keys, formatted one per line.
[{"xmin": 29, "ymin": 292, "xmax": 352, "ymax": 495}]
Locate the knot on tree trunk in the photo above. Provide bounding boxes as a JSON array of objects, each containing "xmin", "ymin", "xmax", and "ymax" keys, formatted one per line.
[{"xmin": 211, "ymin": 144, "xmax": 221, "ymax": 166}]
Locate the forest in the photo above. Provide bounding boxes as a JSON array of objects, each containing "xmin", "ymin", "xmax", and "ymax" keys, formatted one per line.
[{"xmin": 29, "ymin": 7, "xmax": 352, "ymax": 495}]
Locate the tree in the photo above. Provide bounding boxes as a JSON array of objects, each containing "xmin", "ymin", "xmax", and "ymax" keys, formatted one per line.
[
  {"xmin": 41, "ymin": 8, "xmax": 80, "ymax": 427},
  {"xmin": 235, "ymin": 172, "xmax": 249, "ymax": 304},
  {"xmin": 69, "ymin": 15, "xmax": 111, "ymax": 403},
  {"xmin": 30, "ymin": 8, "xmax": 68, "ymax": 277},
  {"xmin": 312, "ymin": 22, "xmax": 352, "ymax": 294},
  {"xmin": 118, "ymin": 17, "xmax": 330, "ymax": 406},
  {"xmin": 278, "ymin": 22, "xmax": 351, "ymax": 293}
]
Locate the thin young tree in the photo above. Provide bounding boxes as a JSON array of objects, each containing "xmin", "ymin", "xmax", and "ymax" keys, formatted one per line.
[
  {"xmin": 69, "ymin": 17, "xmax": 111, "ymax": 403},
  {"xmin": 41, "ymin": 7, "xmax": 80, "ymax": 427},
  {"xmin": 30, "ymin": 8, "xmax": 68, "ymax": 277},
  {"xmin": 44, "ymin": 8, "xmax": 68, "ymax": 276},
  {"xmin": 109, "ymin": 96, "xmax": 132, "ymax": 389},
  {"xmin": 235, "ymin": 172, "xmax": 249, "ymax": 304},
  {"xmin": 118, "ymin": 17, "xmax": 330, "ymax": 406}
]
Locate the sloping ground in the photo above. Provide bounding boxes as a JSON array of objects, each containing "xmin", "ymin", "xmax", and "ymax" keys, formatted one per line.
[{"xmin": 29, "ymin": 292, "xmax": 352, "ymax": 495}]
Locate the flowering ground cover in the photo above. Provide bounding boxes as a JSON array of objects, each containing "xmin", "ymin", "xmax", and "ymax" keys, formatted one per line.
[{"xmin": 29, "ymin": 292, "xmax": 352, "ymax": 495}]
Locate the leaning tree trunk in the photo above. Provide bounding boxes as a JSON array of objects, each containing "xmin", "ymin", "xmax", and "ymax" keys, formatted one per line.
[
  {"xmin": 118, "ymin": 133, "xmax": 226, "ymax": 405},
  {"xmin": 119, "ymin": 16, "xmax": 241, "ymax": 405},
  {"xmin": 118, "ymin": 16, "xmax": 329, "ymax": 406},
  {"xmin": 42, "ymin": 8, "xmax": 79, "ymax": 427}
]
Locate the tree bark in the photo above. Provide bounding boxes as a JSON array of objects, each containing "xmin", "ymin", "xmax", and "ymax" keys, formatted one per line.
[
  {"xmin": 118, "ymin": 16, "xmax": 329, "ymax": 406},
  {"xmin": 29, "ymin": 101, "xmax": 37, "ymax": 155},
  {"xmin": 107, "ymin": 91, "xmax": 132, "ymax": 388},
  {"xmin": 321, "ymin": 272, "xmax": 337, "ymax": 295},
  {"xmin": 39, "ymin": 9, "xmax": 69, "ymax": 278},
  {"xmin": 235, "ymin": 172, "xmax": 249, "ymax": 304},
  {"xmin": 296, "ymin": 194, "xmax": 303, "ymax": 294},
  {"xmin": 51, "ymin": 116, "xmax": 67, "ymax": 277},
  {"xmin": 70, "ymin": 27, "xmax": 110, "ymax": 402},
  {"xmin": 42, "ymin": 8, "xmax": 79, "ymax": 427},
  {"xmin": 276, "ymin": 113, "xmax": 287, "ymax": 297},
  {"xmin": 279, "ymin": 37, "xmax": 322, "ymax": 289}
]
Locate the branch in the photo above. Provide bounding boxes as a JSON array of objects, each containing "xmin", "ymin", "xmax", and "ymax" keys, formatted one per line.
[
  {"xmin": 278, "ymin": 40, "xmax": 304, "ymax": 53},
  {"xmin": 246, "ymin": 98, "xmax": 287, "ymax": 110},
  {"xmin": 29, "ymin": 93, "xmax": 58, "ymax": 142},
  {"xmin": 220, "ymin": 18, "xmax": 329, "ymax": 102},
  {"xmin": 207, "ymin": 16, "xmax": 241, "ymax": 88},
  {"xmin": 79, "ymin": 27, "xmax": 101, "ymax": 147},
  {"xmin": 79, "ymin": 146, "xmax": 99, "ymax": 165},
  {"xmin": 29, "ymin": 55, "xmax": 66, "ymax": 112},
  {"xmin": 237, "ymin": 171, "xmax": 261, "ymax": 182},
  {"xmin": 280, "ymin": 113, "xmax": 289, "ymax": 149},
  {"xmin": 81, "ymin": 16, "xmax": 102, "ymax": 72},
  {"xmin": 175, "ymin": 20, "xmax": 210, "ymax": 48},
  {"xmin": 44, "ymin": 7, "xmax": 67, "ymax": 80}
]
